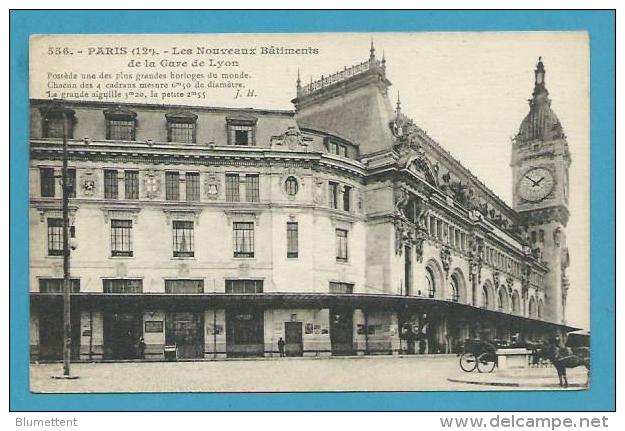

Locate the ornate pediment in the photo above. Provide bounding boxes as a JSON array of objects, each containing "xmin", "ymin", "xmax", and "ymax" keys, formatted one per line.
[
  {"xmin": 390, "ymin": 114, "xmax": 437, "ymax": 186},
  {"xmin": 103, "ymin": 106, "xmax": 137, "ymax": 120},
  {"xmin": 165, "ymin": 110, "xmax": 198, "ymax": 123},
  {"xmin": 270, "ymin": 127, "xmax": 309, "ymax": 151}
]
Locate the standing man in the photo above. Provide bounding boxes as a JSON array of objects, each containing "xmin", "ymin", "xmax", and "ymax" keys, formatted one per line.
[{"xmin": 278, "ymin": 337, "xmax": 285, "ymax": 357}]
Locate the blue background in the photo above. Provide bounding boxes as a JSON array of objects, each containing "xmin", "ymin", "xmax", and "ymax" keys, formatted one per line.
[{"xmin": 9, "ymin": 10, "xmax": 615, "ymax": 411}]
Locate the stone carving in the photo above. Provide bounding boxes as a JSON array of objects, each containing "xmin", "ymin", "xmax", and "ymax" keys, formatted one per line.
[
  {"xmin": 204, "ymin": 172, "xmax": 220, "ymax": 200},
  {"xmin": 492, "ymin": 271, "xmax": 500, "ymax": 288},
  {"xmin": 468, "ymin": 234, "xmax": 484, "ymax": 284},
  {"xmin": 394, "ymin": 187, "xmax": 411, "ymax": 217},
  {"xmin": 450, "ymin": 181, "xmax": 469, "ymax": 206},
  {"xmin": 270, "ymin": 126, "xmax": 308, "ymax": 150},
  {"xmin": 506, "ymin": 275, "xmax": 514, "ymax": 294},
  {"xmin": 394, "ymin": 215, "xmax": 427, "ymax": 262},
  {"xmin": 440, "ymin": 245, "xmax": 452, "ymax": 279},
  {"xmin": 143, "ymin": 170, "xmax": 161, "ymax": 200},
  {"xmin": 80, "ymin": 170, "xmax": 97, "ymax": 196},
  {"xmin": 553, "ymin": 226, "xmax": 562, "ymax": 247}
]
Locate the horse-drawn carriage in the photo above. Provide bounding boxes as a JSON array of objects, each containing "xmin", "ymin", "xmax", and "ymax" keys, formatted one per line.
[{"xmin": 458, "ymin": 339, "xmax": 499, "ymax": 373}]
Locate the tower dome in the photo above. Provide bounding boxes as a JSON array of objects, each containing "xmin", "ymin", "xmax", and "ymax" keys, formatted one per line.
[{"xmin": 516, "ymin": 57, "xmax": 565, "ymax": 143}]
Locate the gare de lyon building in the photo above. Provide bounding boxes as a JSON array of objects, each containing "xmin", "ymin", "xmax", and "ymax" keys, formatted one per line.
[{"xmin": 29, "ymin": 46, "xmax": 577, "ymax": 361}]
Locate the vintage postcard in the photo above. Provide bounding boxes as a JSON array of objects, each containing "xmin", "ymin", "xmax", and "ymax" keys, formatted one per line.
[{"xmin": 27, "ymin": 32, "xmax": 590, "ymax": 393}]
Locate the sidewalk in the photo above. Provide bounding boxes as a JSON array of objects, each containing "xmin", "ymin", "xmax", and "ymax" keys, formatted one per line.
[
  {"xmin": 447, "ymin": 366, "xmax": 589, "ymax": 389},
  {"xmin": 34, "ymin": 353, "xmax": 459, "ymax": 364}
]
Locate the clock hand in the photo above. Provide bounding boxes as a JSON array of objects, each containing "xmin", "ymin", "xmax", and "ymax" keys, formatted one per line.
[
  {"xmin": 535, "ymin": 177, "xmax": 545, "ymax": 185},
  {"xmin": 525, "ymin": 175, "xmax": 540, "ymax": 187}
]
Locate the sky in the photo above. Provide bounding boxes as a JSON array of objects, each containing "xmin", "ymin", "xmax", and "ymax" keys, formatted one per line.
[{"xmin": 30, "ymin": 32, "xmax": 590, "ymax": 329}]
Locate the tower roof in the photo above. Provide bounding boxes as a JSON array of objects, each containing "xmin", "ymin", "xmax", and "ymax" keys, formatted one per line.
[{"xmin": 516, "ymin": 57, "xmax": 565, "ymax": 143}]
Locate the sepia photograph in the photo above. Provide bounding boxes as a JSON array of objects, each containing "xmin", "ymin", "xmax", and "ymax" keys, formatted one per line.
[{"xmin": 26, "ymin": 31, "xmax": 591, "ymax": 394}]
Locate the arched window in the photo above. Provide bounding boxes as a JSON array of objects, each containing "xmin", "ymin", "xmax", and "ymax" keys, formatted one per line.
[
  {"xmin": 284, "ymin": 176, "xmax": 299, "ymax": 196},
  {"xmin": 538, "ymin": 300, "xmax": 544, "ymax": 319},
  {"xmin": 528, "ymin": 297, "xmax": 537, "ymax": 318},
  {"xmin": 481, "ymin": 285, "xmax": 490, "ymax": 309},
  {"xmin": 450, "ymin": 275, "xmax": 459, "ymax": 302},
  {"xmin": 426, "ymin": 267, "xmax": 436, "ymax": 298},
  {"xmin": 512, "ymin": 292, "xmax": 520, "ymax": 315},
  {"xmin": 497, "ymin": 289, "xmax": 504, "ymax": 311}
]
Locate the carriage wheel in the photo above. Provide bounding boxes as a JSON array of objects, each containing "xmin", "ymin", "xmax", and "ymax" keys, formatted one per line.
[
  {"xmin": 477, "ymin": 352, "xmax": 497, "ymax": 373},
  {"xmin": 459, "ymin": 353, "xmax": 478, "ymax": 372}
]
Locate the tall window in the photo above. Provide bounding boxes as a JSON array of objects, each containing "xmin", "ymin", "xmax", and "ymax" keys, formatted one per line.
[
  {"xmin": 165, "ymin": 171, "xmax": 180, "ymax": 201},
  {"xmin": 498, "ymin": 289, "xmax": 506, "ymax": 311},
  {"xmin": 67, "ymin": 168, "xmax": 76, "ymax": 198},
  {"xmin": 125, "ymin": 170, "xmax": 139, "ymax": 200},
  {"xmin": 246, "ymin": 174, "xmax": 260, "ymax": 202},
  {"xmin": 165, "ymin": 279, "xmax": 204, "ymax": 294},
  {"xmin": 286, "ymin": 222, "xmax": 298, "ymax": 258},
  {"xmin": 329, "ymin": 282, "xmax": 354, "ymax": 294},
  {"xmin": 104, "ymin": 169, "xmax": 119, "ymax": 199},
  {"xmin": 40, "ymin": 167, "xmax": 55, "ymax": 197},
  {"xmin": 482, "ymin": 285, "xmax": 490, "ymax": 309},
  {"xmin": 329, "ymin": 181, "xmax": 339, "ymax": 209},
  {"xmin": 111, "ymin": 219, "xmax": 133, "ymax": 257},
  {"xmin": 39, "ymin": 278, "xmax": 80, "ymax": 293},
  {"xmin": 172, "ymin": 221, "xmax": 194, "ymax": 257},
  {"xmin": 343, "ymin": 185, "xmax": 351, "ymax": 212},
  {"xmin": 225, "ymin": 174, "xmax": 240, "ymax": 202},
  {"xmin": 166, "ymin": 111, "xmax": 197, "ymax": 143},
  {"xmin": 429, "ymin": 216, "xmax": 436, "ymax": 237},
  {"xmin": 104, "ymin": 107, "xmax": 137, "ymax": 140},
  {"xmin": 47, "ymin": 218, "xmax": 63, "ymax": 256},
  {"xmin": 450, "ymin": 275, "xmax": 460, "ymax": 302},
  {"xmin": 426, "ymin": 267, "xmax": 436, "ymax": 298},
  {"xmin": 233, "ymin": 222, "xmax": 255, "ymax": 258},
  {"xmin": 335, "ymin": 228, "xmax": 348, "ymax": 262},
  {"xmin": 185, "ymin": 172, "xmax": 200, "ymax": 202},
  {"xmin": 512, "ymin": 292, "xmax": 520, "ymax": 315},
  {"xmin": 225, "ymin": 279, "xmax": 263, "ymax": 293},
  {"xmin": 284, "ymin": 176, "xmax": 298, "ymax": 196},
  {"xmin": 103, "ymin": 279, "xmax": 143, "ymax": 293}
]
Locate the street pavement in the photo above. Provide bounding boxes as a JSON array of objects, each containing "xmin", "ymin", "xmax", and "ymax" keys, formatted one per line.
[{"xmin": 30, "ymin": 355, "xmax": 588, "ymax": 393}]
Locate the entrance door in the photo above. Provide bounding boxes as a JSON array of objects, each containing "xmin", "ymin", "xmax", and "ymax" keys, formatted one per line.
[
  {"xmin": 166, "ymin": 312, "xmax": 204, "ymax": 359},
  {"xmin": 103, "ymin": 312, "xmax": 142, "ymax": 359},
  {"xmin": 226, "ymin": 309, "xmax": 264, "ymax": 357},
  {"xmin": 330, "ymin": 308, "xmax": 354, "ymax": 356},
  {"xmin": 284, "ymin": 321, "xmax": 303, "ymax": 357},
  {"xmin": 38, "ymin": 306, "xmax": 80, "ymax": 361}
]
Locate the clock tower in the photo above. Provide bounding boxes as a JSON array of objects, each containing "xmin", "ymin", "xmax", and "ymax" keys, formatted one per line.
[{"xmin": 511, "ymin": 57, "xmax": 572, "ymax": 325}]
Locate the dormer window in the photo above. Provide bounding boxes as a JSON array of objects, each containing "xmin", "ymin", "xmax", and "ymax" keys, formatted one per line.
[
  {"xmin": 39, "ymin": 105, "xmax": 76, "ymax": 139},
  {"xmin": 226, "ymin": 116, "xmax": 257, "ymax": 146},
  {"xmin": 326, "ymin": 138, "xmax": 348, "ymax": 157},
  {"xmin": 166, "ymin": 110, "xmax": 198, "ymax": 143},
  {"xmin": 104, "ymin": 107, "xmax": 137, "ymax": 141}
]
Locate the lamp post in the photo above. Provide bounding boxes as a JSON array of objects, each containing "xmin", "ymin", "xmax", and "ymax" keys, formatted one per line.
[
  {"xmin": 45, "ymin": 100, "xmax": 78, "ymax": 379},
  {"xmin": 61, "ymin": 107, "xmax": 72, "ymax": 377}
]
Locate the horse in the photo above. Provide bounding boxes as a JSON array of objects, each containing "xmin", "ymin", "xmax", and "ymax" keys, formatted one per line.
[{"xmin": 536, "ymin": 339, "xmax": 590, "ymax": 387}]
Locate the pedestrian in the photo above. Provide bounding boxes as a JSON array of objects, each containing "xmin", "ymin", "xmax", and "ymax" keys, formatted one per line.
[
  {"xmin": 138, "ymin": 336, "xmax": 146, "ymax": 360},
  {"xmin": 278, "ymin": 337, "xmax": 285, "ymax": 357}
]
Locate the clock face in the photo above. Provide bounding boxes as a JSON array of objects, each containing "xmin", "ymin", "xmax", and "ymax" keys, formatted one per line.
[{"xmin": 518, "ymin": 167, "xmax": 555, "ymax": 203}]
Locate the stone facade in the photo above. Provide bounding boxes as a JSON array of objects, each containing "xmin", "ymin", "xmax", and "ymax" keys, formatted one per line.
[{"xmin": 29, "ymin": 48, "xmax": 574, "ymax": 362}]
